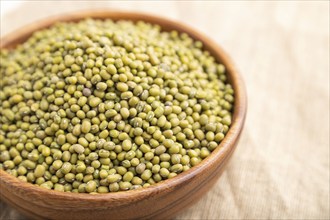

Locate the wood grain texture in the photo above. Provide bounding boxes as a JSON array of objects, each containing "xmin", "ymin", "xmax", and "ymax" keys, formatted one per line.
[{"xmin": 0, "ymin": 10, "xmax": 247, "ymax": 220}]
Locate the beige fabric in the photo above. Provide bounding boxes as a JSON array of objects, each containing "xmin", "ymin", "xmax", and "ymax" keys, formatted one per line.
[{"xmin": 1, "ymin": 1, "xmax": 329, "ymax": 219}]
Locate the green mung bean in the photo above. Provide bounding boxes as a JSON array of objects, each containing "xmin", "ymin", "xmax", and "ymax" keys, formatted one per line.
[{"xmin": 0, "ymin": 18, "xmax": 234, "ymax": 193}]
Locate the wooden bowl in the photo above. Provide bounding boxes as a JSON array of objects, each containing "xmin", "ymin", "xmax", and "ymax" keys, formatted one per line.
[{"xmin": 0, "ymin": 10, "xmax": 247, "ymax": 220}]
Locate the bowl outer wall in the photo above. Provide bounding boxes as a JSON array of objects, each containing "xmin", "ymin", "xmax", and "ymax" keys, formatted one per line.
[{"xmin": 0, "ymin": 10, "xmax": 247, "ymax": 220}]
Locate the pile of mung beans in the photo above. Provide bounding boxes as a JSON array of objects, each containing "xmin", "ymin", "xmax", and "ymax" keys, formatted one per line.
[{"xmin": 0, "ymin": 19, "xmax": 234, "ymax": 193}]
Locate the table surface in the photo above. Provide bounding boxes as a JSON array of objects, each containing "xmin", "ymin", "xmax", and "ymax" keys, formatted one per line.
[{"xmin": 1, "ymin": 1, "xmax": 329, "ymax": 219}]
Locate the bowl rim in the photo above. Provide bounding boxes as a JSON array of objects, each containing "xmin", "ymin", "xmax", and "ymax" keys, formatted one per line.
[{"xmin": 0, "ymin": 10, "xmax": 247, "ymax": 202}]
